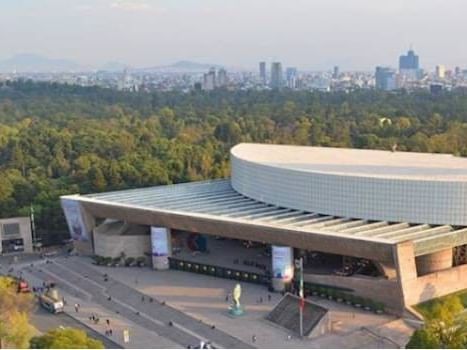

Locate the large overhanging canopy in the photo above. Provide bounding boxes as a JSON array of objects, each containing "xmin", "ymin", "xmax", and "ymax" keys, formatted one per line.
[{"xmin": 64, "ymin": 179, "xmax": 467, "ymax": 257}]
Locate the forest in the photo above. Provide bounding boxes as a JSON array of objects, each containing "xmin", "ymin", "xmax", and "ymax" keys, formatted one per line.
[{"xmin": 1, "ymin": 80, "xmax": 467, "ymax": 243}]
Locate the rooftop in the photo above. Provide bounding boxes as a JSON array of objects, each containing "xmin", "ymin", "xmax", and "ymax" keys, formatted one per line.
[
  {"xmin": 71, "ymin": 179, "xmax": 467, "ymax": 256},
  {"xmin": 231, "ymin": 143, "xmax": 467, "ymax": 181}
]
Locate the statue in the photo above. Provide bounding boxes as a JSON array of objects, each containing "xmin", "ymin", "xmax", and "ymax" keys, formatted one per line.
[{"xmin": 228, "ymin": 283, "xmax": 244, "ymax": 316}]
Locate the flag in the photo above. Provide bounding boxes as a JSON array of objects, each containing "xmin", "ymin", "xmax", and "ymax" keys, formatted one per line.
[{"xmin": 299, "ymin": 297, "xmax": 305, "ymax": 310}]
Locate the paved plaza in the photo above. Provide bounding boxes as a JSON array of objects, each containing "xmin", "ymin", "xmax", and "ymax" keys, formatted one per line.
[{"xmin": 4, "ymin": 254, "xmax": 415, "ymax": 348}]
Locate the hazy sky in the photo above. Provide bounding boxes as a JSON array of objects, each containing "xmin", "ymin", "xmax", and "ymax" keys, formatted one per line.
[{"xmin": 0, "ymin": 0, "xmax": 466, "ymax": 70}]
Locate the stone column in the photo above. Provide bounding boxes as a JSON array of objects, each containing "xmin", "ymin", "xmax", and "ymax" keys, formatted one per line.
[
  {"xmin": 271, "ymin": 246, "xmax": 294, "ymax": 292},
  {"xmin": 415, "ymin": 248, "xmax": 453, "ymax": 276},
  {"xmin": 150, "ymin": 227, "xmax": 172, "ymax": 270}
]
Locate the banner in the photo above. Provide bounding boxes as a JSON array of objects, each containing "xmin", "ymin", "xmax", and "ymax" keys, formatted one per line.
[
  {"xmin": 151, "ymin": 227, "xmax": 170, "ymax": 256},
  {"xmin": 272, "ymin": 246, "xmax": 294, "ymax": 281},
  {"xmin": 61, "ymin": 198, "xmax": 89, "ymax": 241}
]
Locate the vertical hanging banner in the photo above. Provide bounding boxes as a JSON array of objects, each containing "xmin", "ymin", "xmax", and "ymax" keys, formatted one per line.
[
  {"xmin": 150, "ymin": 227, "xmax": 170, "ymax": 256},
  {"xmin": 61, "ymin": 198, "xmax": 89, "ymax": 241},
  {"xmin": 272, "ymin": 246, "xmax": 294, "ymax": 281}
]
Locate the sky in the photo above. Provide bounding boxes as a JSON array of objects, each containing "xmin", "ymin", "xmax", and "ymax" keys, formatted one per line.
[{"xmin": 0, "ymin": 0, "xmax": 466, "ymax": 71}]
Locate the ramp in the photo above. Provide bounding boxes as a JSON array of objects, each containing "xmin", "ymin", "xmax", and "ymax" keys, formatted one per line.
[{"xmin": 266, "ymin": 293, "xmax": 329, "ymax": 338}]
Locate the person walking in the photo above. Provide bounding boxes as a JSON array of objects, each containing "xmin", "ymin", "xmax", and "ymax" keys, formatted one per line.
[
  {"xmin": 74, "ymin": 303, "xmax": 79, "ymax": 313},
  {"xmin": 106, "ymin": 319, "xmax": 110, "ymax": 326},
  {"xmin": 252, "ymin": 335, "xmax": 257, "ymax": 343}
]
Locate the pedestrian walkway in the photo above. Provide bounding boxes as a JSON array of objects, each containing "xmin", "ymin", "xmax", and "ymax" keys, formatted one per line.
[
  {"xmin": 20, "ymin": 263, "xmax": 180, "ymax": 349},
  {"xmin": 30, "ymin": 257, "xmax": 252, "ymax": 348}
]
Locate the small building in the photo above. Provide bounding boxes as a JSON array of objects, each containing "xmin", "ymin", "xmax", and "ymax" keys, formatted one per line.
[{"xmin": 0, "ymin": 217, "xmax": 33, "ymax": 254}]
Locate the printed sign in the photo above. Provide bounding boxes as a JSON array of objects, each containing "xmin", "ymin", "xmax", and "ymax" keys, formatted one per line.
[
  {"xmin": 272, "ymin": 246, "xmax": 294, "ymax": 281},
  {"xmin": 61, "ymin": 198, "xmax": 89, "ymax": 241},
  {"xmin": 151, "ymin": 227, "xmax": 170, "ymax": 256}
]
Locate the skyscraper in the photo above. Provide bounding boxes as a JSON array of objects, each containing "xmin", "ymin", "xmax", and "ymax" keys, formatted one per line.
[
  {"xmin": 399, "ymin": 49, "xmax": 420, "ymax": 81},
  {"xmin": 332, "ymin": 66, "xmax": 339, "ymax": 79},
  {"xmin": 285, "ymin": 67, "xmax": 297, "ymax": 89},
  {"xmin": 217, "ymin": 68, "xmax": 228, "ymax": 87},
  {"xmin": 259, "ymin": 62, "xmax": 267, "ymax": 84},
  {"xmin": 270, "ymin": 62, "xmax": 283, "ymax": 89},
  {"xmin": 435, "ymin": 65, "xmax": 446, "ymax": 79},
  {"xmin": 375, "ymin": 66, "xmax": 397, "ymax": 91},
  {"xmin": 399, "ymin": 49, "xmax": 419, "ymax": 70},
  {"xmin": 203, "ymin": 68, "xmax": 216, "ymax": 90}
]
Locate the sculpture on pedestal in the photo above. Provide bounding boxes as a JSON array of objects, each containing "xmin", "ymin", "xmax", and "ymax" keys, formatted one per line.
[{"xmin": 228, "ymin": 283, "xmax": 244, "ymax": 316}]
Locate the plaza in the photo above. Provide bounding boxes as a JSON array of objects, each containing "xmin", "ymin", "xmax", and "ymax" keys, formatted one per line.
[{"xmin": 12, "ymin": 255, "xmax": 414, "ymax": 348}]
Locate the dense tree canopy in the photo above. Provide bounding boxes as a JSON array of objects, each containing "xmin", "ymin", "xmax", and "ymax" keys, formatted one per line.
[
  {"xmin": 29, "ymin": 328, "xmax": 104, "ymax": 349},
  {"xmin": 0, "ymin": 276, "xmax": 34, "ymax": 348},
  {"xmin": 1, "ymin": 81, "xmax": 467, "ymax": 243}
]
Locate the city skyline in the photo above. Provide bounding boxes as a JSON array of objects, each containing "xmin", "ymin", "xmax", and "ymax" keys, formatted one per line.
[{"xmin": 1, "ymin": 0, "xmax": 467, "ymax": 71}]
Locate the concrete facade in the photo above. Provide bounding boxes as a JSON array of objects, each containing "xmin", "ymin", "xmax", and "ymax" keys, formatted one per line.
[
  {"xmin": 0, "ymin": 216, "xmax": 33, "ymax": 254},
  {"xmin": 93, "ymin": 230, "xmax": 150, "ymax": 258}
]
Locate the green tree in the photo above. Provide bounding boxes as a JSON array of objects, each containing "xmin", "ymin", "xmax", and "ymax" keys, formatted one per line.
[
  {"xmin": 0, "ymin": 277, "xmax": 34, "ymax": 349},
  {"xmin": 30, "ymin": 328, "xmax": 104, "ymax": 349},
  {"xmin": 407, "ymin": 296, "xmax": 467, "ymax": 349}
]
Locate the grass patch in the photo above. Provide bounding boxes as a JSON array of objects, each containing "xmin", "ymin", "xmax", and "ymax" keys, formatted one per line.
[{"xmin": 415, "ymin": 289, "xmax": 467, "ymax": 318}]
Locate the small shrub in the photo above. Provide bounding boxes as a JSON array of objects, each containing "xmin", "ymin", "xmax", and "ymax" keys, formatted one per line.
[{"xmin": 124, "ymin": 257, "xmax": 135, "ymax": 267}]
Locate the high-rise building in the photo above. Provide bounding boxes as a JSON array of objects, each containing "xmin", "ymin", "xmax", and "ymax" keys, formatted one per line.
[
  {"xmin": 435, "ymin": 65, "xmax": 446, "ymax": 79},
  {"xmin": 399, "ymin": 49, "xmax": 419, "ymax": 70},
  {"xmin": 375, "ymin": 66, "xmax": 397, "ymax": 91},
  {"xmin": 217, "ymin": 68, "xmax": 228, "ymax": 87},
  {"xmin": 333, "ymin": 66, "xmax": 339, "ymax": 79},
  {"xmin": 270, "ymin": 62, "xmax": 283, "ymax": 89},
  {"xmin": 259, "ymin": 62, "xmax": 267, "ymax": 84},
  {"xmin": 285, "ymin": 67, "xmax": 297, "ymax": 89},
  {"xmin": 203, "ymin": 68, "xmax": 216, "ymax": 90},
  {"xmin": 399, "ymin": 49, "xmax": 420, "ymax": 81}
]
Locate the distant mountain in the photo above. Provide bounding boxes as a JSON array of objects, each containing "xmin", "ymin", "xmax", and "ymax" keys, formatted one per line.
[
  {"xmin": 0, "ymin": 53, "xmax": 86, "ymax": 73},
  {"xmin": 99, "ymin": 61, "xmax": 130, "ymax": 72},
  {"xmin": 139, "ymin": 60, "xmax": 223, "ymax": 73}
]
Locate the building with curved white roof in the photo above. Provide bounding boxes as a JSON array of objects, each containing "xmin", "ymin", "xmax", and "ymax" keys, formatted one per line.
[
  {"xmin": 61, "ymin": 143, "xmax": 467, "ymax": 315},
  {"xmin": 232, "ymin": 143, "xmax": 467, "ymax": 226}
]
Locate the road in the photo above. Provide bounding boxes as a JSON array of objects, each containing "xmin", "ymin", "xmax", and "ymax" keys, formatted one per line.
[{"xmin": 30, "ymin": 306, "xmax": 122, "ymax": 349}]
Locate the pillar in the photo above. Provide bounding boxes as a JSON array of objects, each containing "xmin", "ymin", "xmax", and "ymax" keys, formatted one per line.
[
  {"xmin": 271, "ymin": 246, "xmax": 294, "ymax": 292},
  {"xmin": 415, "ymin": 248, "xmax": 453, "ymax": 276},
  {"xmin": 150, "ymin": 227, "xmax": 172, "ymax": 270}
]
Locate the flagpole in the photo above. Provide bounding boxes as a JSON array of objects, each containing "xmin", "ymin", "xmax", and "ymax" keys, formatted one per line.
[
  {"xmin": 30, "ymin": 204, "xmax": 36, "ymax": 249},
  {"xmin": 300, "ymin": 257, "xmax": 304, "ymax": 338}
]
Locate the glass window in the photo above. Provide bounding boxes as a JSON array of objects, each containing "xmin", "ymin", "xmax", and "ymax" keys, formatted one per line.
[{"xmin": 3, "ymin": 223, "xmax": 20, "ymax": 236}]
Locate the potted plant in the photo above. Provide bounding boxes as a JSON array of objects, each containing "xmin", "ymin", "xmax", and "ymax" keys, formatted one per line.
[
  {"xmin": 335, "ymin": 292, "xmax": 344, "ymax": 303},
  {"xmin": 353, "ymin": 296, "xmax": 364, "ymax": 308},
  {"xmin": 104, "ymin": 257, "xmax": 113, "ymax": 266},
  {"xmin": 125, "ymin": 257, "xmax": 135, "ymax": 267},
  {"xmin": 112, "ymin": 257, "xmax": 121, "ymax": 267},
  {"xmin": 319, "ymin": 287, "xmax": 327, "ymax": 298},
  {"xmin": 374, "ymin": 302, "xmax": 385, "ymax": 314},
  {"xmin": 136, "ymin": 256, "xmax": 146, "ymax": 267},
  {"xmin": 363, "ymin": 299, "xmax": 373, "ymax": 311},
  {"xmin": 327, "ymin": 288, "xmax": 335, "ymax": 300},
  {"xmin": 344, "ymin": 294, "xmax": 353, "ymax": 305}
]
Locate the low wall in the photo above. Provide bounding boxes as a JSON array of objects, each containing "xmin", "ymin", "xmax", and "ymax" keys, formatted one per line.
[
  {"xmin": 303, "ymin": 273, "xmax": 404, "ymax": 313},
  {"xmin": 403, "ymin": 263, "xmax": 467, "ymax": 306},
  {"xmin": 93, "ymin": 231, "xmax": 150, "ymax": 258}
]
